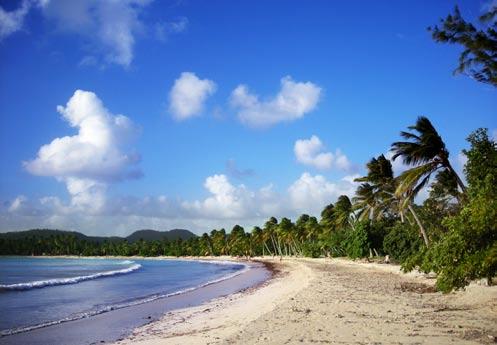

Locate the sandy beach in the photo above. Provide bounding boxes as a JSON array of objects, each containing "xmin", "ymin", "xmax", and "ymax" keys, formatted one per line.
[{"xmin": 114, "ymin": 257, "xmax": 497, "ymax": 345}]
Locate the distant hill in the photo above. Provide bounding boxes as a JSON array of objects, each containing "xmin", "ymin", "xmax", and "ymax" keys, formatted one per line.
[
  {"xmin": 0, "ymin": 228, "xmax": 197, "ymax": 243},
  {"xmin": 126, "ymin": 229, "xmax": 196, "ymax": 242}
]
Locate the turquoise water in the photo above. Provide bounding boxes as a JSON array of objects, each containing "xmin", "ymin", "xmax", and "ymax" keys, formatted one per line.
[{"xmin": 0, "ymin": 257, "xmax": 246, "ymax": 335}]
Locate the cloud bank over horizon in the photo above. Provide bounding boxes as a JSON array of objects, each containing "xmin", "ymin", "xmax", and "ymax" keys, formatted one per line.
[{"xmin": 2, "ymin": 171, "xmax": 359, "ymax": 236}]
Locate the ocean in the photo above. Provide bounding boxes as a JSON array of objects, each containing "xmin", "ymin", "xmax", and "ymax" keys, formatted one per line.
[{"xmin": 0, "ymin": 257, "xmax": 250, "ymax": 338}]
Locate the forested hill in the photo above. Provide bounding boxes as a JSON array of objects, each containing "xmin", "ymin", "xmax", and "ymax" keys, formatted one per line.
[
  {"xmin": 0, "ymin": 228, "xmax": 197, "ymax": 243},
  {"xmin": 125, "ymin": 229, "xmax": 197, "ymax": 242}
]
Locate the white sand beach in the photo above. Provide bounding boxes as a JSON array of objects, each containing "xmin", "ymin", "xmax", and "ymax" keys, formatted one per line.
[{"xmin": 113, "ymin": 257, "xmax": 497, "ymax": 345}]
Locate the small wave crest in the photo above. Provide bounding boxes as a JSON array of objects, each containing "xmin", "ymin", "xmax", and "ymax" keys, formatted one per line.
[
  {"xmin": 1, "ymin": 261, "xmax": 250, "ymax": 336},
  {"xmin": 0, "ymin": 263, "xmax": 142, "ymax": 292}
]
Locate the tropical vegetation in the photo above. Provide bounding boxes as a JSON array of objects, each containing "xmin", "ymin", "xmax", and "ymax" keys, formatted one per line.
[
  {"xmin": 1, "ymin": 6, "xmax": 496, "ymax": 293},
  {"xmin": 2, "ymin": 123, "xmax": 496, "ymax": 292}
]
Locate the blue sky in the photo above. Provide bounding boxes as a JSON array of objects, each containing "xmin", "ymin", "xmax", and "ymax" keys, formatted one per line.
[{"xmin": 0, "ymin": 0, "xmax": 496, "ymax": 236}]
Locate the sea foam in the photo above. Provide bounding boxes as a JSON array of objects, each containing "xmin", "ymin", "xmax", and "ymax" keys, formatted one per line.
[
  {"xmin": 0, "ymin": 261, "xmax": 251, "ymax": 336},
  {"xmin": 0, "ymin": 263, "xmax": 142, "ymax": 291}
]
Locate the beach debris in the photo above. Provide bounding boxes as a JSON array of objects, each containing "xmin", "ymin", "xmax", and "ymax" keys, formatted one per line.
[{"xmin": 398, "ymin": 282, "xmax": 436, "ymax": 293}]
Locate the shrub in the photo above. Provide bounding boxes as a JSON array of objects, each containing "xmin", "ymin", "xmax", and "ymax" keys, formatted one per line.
[{"xmin": 383, "ymin": 222, "xmax": 423, "ymax": 263}]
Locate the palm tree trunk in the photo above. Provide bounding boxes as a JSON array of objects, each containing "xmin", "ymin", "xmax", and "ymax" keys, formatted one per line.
[
  {"xmin": 408, "ymin": 204, "xmax": 429, "ymax": 247},
  {"xmin": 446, "ymin": 161, "xmax": 466, "ymax": 193},
  {"xmin": 264, "ymin": 242, "xmax": 271, "ymax": 256}
]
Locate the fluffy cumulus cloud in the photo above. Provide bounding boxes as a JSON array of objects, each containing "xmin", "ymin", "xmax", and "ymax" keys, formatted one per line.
[
  {"xmin": 169, "ymin": 72, "xmax": 217, "ymax": 120},
  {"xmin": 182, "ymin": 174, "xmax": 255, "ymax": 219},
  {"xmin": 288, "ymin": 173, "xmax": 358, "ymax": 214},
  {"xmin": 231, "ymin": 76, "xmax": 322, "ymax": 128},
  {"xmin": 23, "ymin": 89, "xmax": 141, "ymax": 214},
  {"xmin": 294, "ymin": 135, "xmax": 352, "ymax": 171}
]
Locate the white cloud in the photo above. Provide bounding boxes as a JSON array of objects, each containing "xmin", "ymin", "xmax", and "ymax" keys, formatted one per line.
[
  {"xmin": 182, "ymin": 174, "xmax": 255, "ymax": 219},
  {"xmin": 24, "ymin": 89, "xmax": 141, "ymax": 213},
  {"xmin": 0, "ymin": 0, "xmax": 32, "ymax": 40},
  {"xmin": 1, "ymin": 0, "xmax": 188, "ymax": 67},
  {"xmin": 2, "ymin": 170, "xmax": 359, "ymax": 235},
  {"xmin": 294, "ymin": 135, "xmax": 352, "ymax": 171},
  {"xmin": 8, "ymin": 195, "xmax": 28, "ymax": 213},
  {"xmin": 40, "ymin": 0, "xmax": 153, "ymax": 67},
  {"xmin": 294, "ymin": 136, "xmax": 332, "ymax": 169},
  {"xmin": 288, "ymin": 172, "xmax": 357, "ymax": 214},
  {"xmin": 492, "ymin": 128, "xmax": 497, "ymax": 142},
  {"xmin": 169, "ymin": 72, "xmax": 217, "ymax": 120},
  {"xmin": 25, "ymin": 90, "xmax": 141, "ymax": 181},
  {"xmin": 231, "ymin": 76, "xmax": 322, "ymax": 128}
]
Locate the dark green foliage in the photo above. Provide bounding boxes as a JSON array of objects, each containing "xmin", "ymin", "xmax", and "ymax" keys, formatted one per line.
[
  {"xmin": 368, "ymin": 220, "xmax": 391, "ymax": 255},
  {"xmin": 463, "ymin": 128, "xmax": 497, "ymax": 191},
  {"xmin": 320, "ymin": 230, "xmax": 347, "ymax": 257},
  {"xmin": 391, "ymin": 116, "xmax": 465, "ymax": 196},
  {"xmin": 429, "ymin": 6, "xmax": 497, "ymax": 86},
  {"xmin": 345, "ymin": 222, "xmax": 371, "ymax": 259},
  {"xmin": 383, "ymin": 223, "xmax": 423, "ymax": 262},
  {"xmin": 413, "ymin": 130, "xmax": 497, "ymax": 292},
  {"xmin": 126, "ymin": 229, "xmax": 196, "ymax": 242},
  {"xmin": 301, "ymin": 242, "xmax": 321, "ymax": 258}
]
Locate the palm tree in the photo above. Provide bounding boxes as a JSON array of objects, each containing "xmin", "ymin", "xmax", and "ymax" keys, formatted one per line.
[
  {"xmin": 353, "ymin": 183, "xmax": 377, "ymax": 221},
  {"xmin": 263, "ymin": 217, "xmax": 281, "ymax": 256},
  {"xmin": 391, "ymin": 116, "xmax": 466, "ymax": 197},
  {"xmin": 355, "ymin": 154, "xmax": 430, "ymax": 246},
  {"xmin": 334, "ymin": 195, "xmax": 355, "ymax": 230}
]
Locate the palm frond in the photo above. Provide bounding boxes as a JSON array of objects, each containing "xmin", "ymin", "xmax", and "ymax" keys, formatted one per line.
[{"xmin": 395, "ymin": 163, "xmax": 436, "ymax": 198}]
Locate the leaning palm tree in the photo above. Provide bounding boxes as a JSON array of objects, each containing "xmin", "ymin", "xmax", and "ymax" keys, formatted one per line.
[
  {"xmin": 391, "ymin": 116, "xmax": 466, "ymax": 197},
  {"xmin": 355, "ymin": 154, "xmax": 430, "ymax": 246},
  {"xmin": 334, "ymin": 195, "xmax": 355, "ymax": 230},
  {"xmin": 354, "ymin": 155, "xmax": 397, "ymax": 221},
  {"xmin": 353, "ymin": 183, "xmax": 377, "ymax": 221}
]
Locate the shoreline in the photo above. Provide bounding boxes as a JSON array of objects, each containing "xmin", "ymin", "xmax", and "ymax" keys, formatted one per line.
[
  {"xmin": 0, "ymin": 256, "xmax": 272, "ymax": 345},
  {"xmin": 113, "ymin": 257, "xmax": 497, "ymax": 345},
  {"xmin": 113, "ymin": 257, "xmax": 312, "ymax": 345},
  {"xmin": 3, "ymin": 256, "xmax": 497, "ymax": 344}
]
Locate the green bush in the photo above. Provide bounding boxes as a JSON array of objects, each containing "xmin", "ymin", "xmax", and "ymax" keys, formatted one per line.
[
  {"xmin": 419, "ymin": 174, "xmax": 497, "ymax": 292},
  {"xmin": 383, "ymin": 222, "xmax": 423, "ymax": 263},
  {"xmin": 301, "ymin": 242, "xmax": 322, "ymax": 258},
  {"xmin": 345, "ymin": 221, "xmax": 371, "ymax": 259}
]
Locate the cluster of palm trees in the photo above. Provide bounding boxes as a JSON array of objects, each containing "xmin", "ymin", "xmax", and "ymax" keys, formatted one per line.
[
  {"xmin": 2, "ymin": 116, "xmax": 468, "ymax": 259},
  {"xmin": 352, "ymin": 116, "xmax": 465, "ymax": 247}
]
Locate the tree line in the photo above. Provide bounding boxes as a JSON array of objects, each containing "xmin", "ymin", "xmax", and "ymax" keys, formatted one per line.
[
  {"xmin": 2, "ymin": 121, "xmax": 496, "ymax": 292},
  {"xmin": 1, "ymin": 5, "xmax": 496, "ymax": 292}
]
